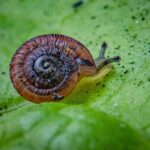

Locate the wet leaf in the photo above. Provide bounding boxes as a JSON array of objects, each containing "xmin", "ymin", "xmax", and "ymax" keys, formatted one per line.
[{"xmin": 0, "ymin": 0, "xmax": 150, "ymax": 149}]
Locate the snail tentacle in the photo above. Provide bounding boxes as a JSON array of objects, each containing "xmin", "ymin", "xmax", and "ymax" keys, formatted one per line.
[{"xmin": 95, "ymin": 42, "xmax": 121, "ymax": 71}]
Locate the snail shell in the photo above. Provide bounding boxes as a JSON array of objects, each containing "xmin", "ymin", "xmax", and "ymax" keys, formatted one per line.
[{"xmin": 10, "ymin": 34, "xmax": 97, "ymax": 103}]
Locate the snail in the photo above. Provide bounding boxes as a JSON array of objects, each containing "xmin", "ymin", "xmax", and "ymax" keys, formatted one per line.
[{"xmin": 10, "ymin": 34, "xmax": 120, "ymax": 103}]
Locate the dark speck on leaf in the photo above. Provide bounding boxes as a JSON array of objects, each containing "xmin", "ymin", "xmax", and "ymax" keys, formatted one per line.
[
  {"xmin": 124, "ymin": 70, "xmax": 129, "ymax": 74},
  {"xmin": 89, "ymin": 41, "xmax": 92, "ymax": 45},
  {"xmin": 129, "ymin": 45, "xmax": 134, "ymax": 47},
  {"xmin": 138, "ymin": 80, "xmax": 144, "ymax": 86},
  {"xmin": 98, "ymin": 35, "xmax": 101, "ymax": 39},
  {"xmin": 145, "ymin": 9, "xmax": 149, "ymax": 15},
  {"xmin": 125, "ymin": 28, "xmax": 129, "ymax": 32},
  {"xmin": 91, "ymin": 16, "xmax": 96, "ymax": 20},
  {"xmin": 131, "ymin": 67, "xmax": 134, "ymax": 71},
  {"xmin": 72, "ymin": 0, "xmax": 83, "ymax": 9},
  {"xmin": 4, "ymin": 105, "xmax": 7, "ymax": 109},
  {"xmin": 141, "ymin": 17, "xmax": 145, "ymax": 21},
  {"xmin": 131, "ymin": 16, "xmax": 136, "ymax": 20},
  {"xmin": 103, "ymin": 5, "xmax": 109, "ymax": 9},
  {"xmin": 96, "ymin": 82, "xmax": 101, "ymax": 86},
  {"xmin": 129, "ymin": 61, "xmax": 135, "ymax": 64},
  {"xmin": 132, "ymin": 34, "xmax": 137, "ymax": 39},
  {"xmin": 1, "ymin": 71, "xmax": 5, "ymax": 75},
  {"xmin": 95, "ymin": 24, "xmax": 100, "ymax": 28},
  {"xmin": 115, "ymin": 45, "xmax": 121, "ymax": 49}
]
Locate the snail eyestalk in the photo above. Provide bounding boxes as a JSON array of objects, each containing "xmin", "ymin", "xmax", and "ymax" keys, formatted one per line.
[{"xmin": 95, "ymin": 42, "xmax": 121, "ymax": 71}]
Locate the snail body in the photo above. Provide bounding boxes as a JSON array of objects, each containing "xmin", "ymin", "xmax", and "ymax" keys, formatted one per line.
[{"xmin": 10, "ymin": 34, "xmax": 120, "ymax": 103}]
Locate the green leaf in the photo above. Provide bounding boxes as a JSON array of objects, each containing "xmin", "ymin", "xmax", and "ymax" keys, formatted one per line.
[{"xmin": 0, "ymin": 0, "xmax": 150, "ymax": 149}]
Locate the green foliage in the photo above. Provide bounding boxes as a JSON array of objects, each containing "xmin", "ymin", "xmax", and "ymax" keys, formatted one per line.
[{"xmin": 0, "ymin": 0, "xmax": 150, "ymax": 149}]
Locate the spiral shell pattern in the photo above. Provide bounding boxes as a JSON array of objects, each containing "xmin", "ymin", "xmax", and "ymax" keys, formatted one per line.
[{"xmin": 10, "ymin": 34, "xmax": 96, "ymax": 103}]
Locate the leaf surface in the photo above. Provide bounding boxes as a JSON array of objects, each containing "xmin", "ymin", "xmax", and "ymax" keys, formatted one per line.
[{"xmin": 0, "ymin": 0, "xmax": 150, "ymax": 149}]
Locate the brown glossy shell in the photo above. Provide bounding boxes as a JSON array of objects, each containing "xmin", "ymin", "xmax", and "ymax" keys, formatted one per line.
[{"xmin": 10, "ymin": 34, "xmax": 96, "ymax": 103}]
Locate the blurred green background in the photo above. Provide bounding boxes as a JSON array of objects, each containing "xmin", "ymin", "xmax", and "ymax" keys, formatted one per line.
[{"xmin": 0, "ymin": 0, "xmax": 150, "ymax": 149}]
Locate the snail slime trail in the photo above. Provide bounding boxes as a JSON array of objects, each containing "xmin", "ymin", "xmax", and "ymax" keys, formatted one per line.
[{"xmin": 10, "ymin": 34, "xmax": 121, "ymax": 103}]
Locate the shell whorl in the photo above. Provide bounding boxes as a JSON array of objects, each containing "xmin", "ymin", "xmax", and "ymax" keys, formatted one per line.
[{"xmin": 10, "ymin": 34, "xmax": 96, "ymax": 103}]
